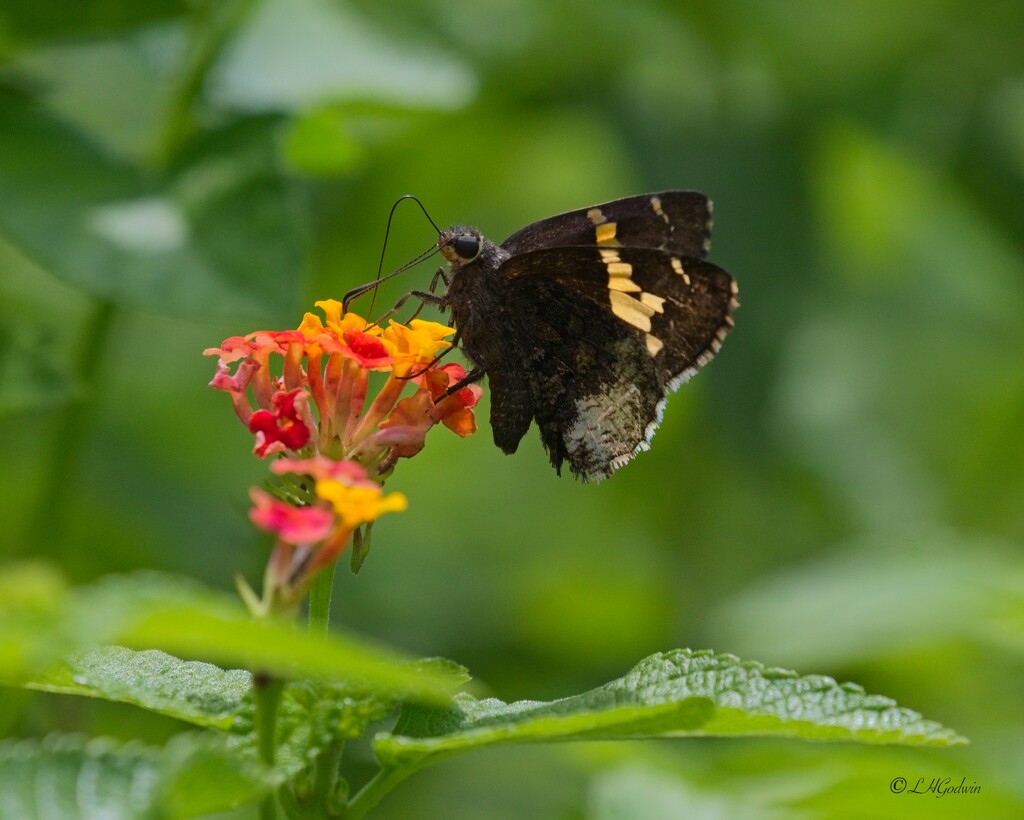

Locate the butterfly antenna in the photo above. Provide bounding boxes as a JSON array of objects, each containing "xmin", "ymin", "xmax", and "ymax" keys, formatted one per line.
[
  {"xmin": 396, "ymin": 193, "xmax": 442, "ymax": 234},
  {"xmin": 362, "ymin": 195, "xmax": 442, "ymax": 315},
  {"xmin": 342, "ymin": 243, "xmax": 440, "ymax": 313}
]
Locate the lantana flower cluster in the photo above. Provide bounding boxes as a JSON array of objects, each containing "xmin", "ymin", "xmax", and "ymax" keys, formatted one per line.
[{"xmin": 204, "ymin": 299, "xmax": 481, "ymax": 611}]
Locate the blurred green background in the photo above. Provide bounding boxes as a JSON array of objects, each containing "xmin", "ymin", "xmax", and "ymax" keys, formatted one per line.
[{"xmin": 2, "ymin": 1, "xmax": 1023, "ymax": 817}]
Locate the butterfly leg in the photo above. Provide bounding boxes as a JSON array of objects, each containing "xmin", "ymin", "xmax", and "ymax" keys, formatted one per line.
[
  {"xmin": 365, "ymin": 288, "xmax": 447, "ymax": 331},
  {"xmin": 436, "ymin": 365, "xmax": 485, "ymax": 400},
  {"xmin": 430, "ymin": 265, "xmax": 451, "ymax": 290},
  {"xmin": 396, "ymin": 329, "xmax": 462, "ymax": 383},
  {"xmin": 401, "ymin": 267, "xmax": 452, "ymax": 322}
]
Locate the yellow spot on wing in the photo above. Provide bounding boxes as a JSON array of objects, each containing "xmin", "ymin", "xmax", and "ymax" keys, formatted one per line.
[
  {"xmin": 608, "ymin": 276, "xmax": 641, "ymax": 292},
  {"xmin": 671, "ymin": 256, "xmax": 691, "ymax": 285},
  {"xmin": 587, "ymin": 208, "xmax": 606, "ymax": 225},
  {"xmin": 651, "ymin": 196, "xmax": 669, "ymax": 223},
  {"xmin": 640, "ymin": 292, "xmax": 665, "ymax": 313},
  {"xmin": 606, "ymin": 261, "xmax": 632, "ymax": 277},
  {"xmin": 609, "ymin": 290, "xmax": 655, "ymax": 331},
  {"xmin": 595, "ymin": 221, "xmax": 618, "ymax": 245},
  {"xmin": 645, "ymin": 334, "xmax": 664, "ymax": 356}
]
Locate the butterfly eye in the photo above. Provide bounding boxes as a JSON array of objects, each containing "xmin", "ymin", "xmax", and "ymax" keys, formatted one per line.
[{"xmin": 452, "ymin": 235, "xmax": 481, "ymax": 261}]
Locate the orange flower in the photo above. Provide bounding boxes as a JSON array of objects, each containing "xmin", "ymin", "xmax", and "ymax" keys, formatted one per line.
[{"xmin": 421, "ymin": 363, "xmax": 482, "ymax": 437}]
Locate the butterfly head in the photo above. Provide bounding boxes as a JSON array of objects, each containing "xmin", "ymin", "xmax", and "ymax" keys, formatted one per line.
[{"xmin": 438, "ymin": 226, "xmax": 484, "ymax": 268}]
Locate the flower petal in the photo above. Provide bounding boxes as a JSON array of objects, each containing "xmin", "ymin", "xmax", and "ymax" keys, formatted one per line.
[
  {"xmin": 314, "ymin": 479, "xmax": 408, "ymax": 528},
  {"xmin": 272, "ymin": 456, "xmax": 378, "ymax": 487},
  {"xmin": 249, "ymin": 488, "xmax": 335, "ymax": 544},
  {"xmin": 248, "ymin": 388, "xmax": 311, "ymax": 457}
]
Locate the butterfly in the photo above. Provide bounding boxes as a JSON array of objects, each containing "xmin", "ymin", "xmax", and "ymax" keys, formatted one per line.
[{"xmin": 424, "ymin": 191, "xmax": 736, "ymax": 481}]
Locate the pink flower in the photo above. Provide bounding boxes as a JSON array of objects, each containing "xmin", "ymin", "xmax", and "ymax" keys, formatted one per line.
[{"xmin": 249, "ymin": 488, "xmax": 334, "ymax": 544}]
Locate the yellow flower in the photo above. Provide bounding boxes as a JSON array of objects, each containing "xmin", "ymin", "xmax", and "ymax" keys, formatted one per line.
[
  {"xmin": 382, "ymin": 319, "xmax": 455, "ymax": 375},
  {"xmin": 315, "ymin": 479, "xmax": 408, "ymax": 529},
  {"xmin": 296, "ymin": 312, "xmax": 329, "ymax": 357},
  {"xmin": 313, "ymin": 301, "xmax": 381, "ymax": 337}
]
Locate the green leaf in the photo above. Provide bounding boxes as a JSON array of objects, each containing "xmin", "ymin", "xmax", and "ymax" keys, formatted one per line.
[
  {"xmin": 0, "ymin": 736, "xmax": 161, "ymax": 820},
  {"xmin": 24, "ymin": 646, "xmax": 417, "ymax": 783},
  {"xmin": 0, "ymin": 89, "xmax": 300, "ymax": 319},
  {"xmin": 93, "ymin": 576, "xmax": 466, "ymax": 704},
  {"xmin": 159, "ymin": 732, "xmax": 270, "ymax": 817},
  {"xmin": 375, "ymin": 649, "xmax": 966, "ymax": 770},
  {"xmin": 0, "ymin": 563, "xmax": 71, "ymax": 680},
  {"xmin": 28, "ymin": 647, "xmax": 252, "ymax": 731},
  {"xmin": 0, "ymin": 733, "xmax": 269, "ymax": 819},
  {"xmin": 271, "ymin": 678, "xmax": 397, "ymax": 781},
  {"xmin": 0, "ymin": 569, "xmax": 467, "ymax": 705}
]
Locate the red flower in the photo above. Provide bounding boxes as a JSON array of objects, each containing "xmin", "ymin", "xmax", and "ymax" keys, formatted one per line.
[
  {"xmin": 339, "ymin": 328, "xmax": 393, "ymax": 368},
  {"xmin": 248, "ymin": 388, "xmax": 311, "ymax": 457}
]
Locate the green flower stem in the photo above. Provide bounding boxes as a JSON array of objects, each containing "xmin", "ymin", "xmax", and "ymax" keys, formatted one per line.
[
  {"xmin": 254, "ymin": 671, "xmax": 285, "ymax": 820},
  {"xmin": 344, "ymin": 764, "xmax": 419, "ymax": 820},
  {"xmin": 309, "ymin": 738, "xmax": 346, "ymax": 814},
  {"xmin": 308, "ymin": 562, "xmax": 337, "ymax": 638},
  {"xmin": 255, "ymin": 674, "xmax": 285, "ymax": 765},
  {"xmin": 306, "ymin": 563, "xmax": 339, "ymax": 812}
]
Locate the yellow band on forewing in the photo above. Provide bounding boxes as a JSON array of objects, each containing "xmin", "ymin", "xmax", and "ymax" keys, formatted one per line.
[
  {"xmin": 608, "ymin": 276, "xmax": 641, "ymax": 292},
  {"xmin": 645, "ymin": 334, "xmax": 664, "ymax": 356},
  {"xmin": 609, "ymin": 290, "xmax": 655, "ymax": 332},
  {"xmin": 603, "ymin": 248, "xmax": 666, "ymax": 319},
  {"xmin": 640, "ymin": 292, "xmax": 666, "ymax": 313},
  {"xmin": 595, "ymin": 221, "xmax": 618, "ymax": 245},
  {"xmin": 587, "ymin": 207, "xmax": 606, "ymax": 225}
]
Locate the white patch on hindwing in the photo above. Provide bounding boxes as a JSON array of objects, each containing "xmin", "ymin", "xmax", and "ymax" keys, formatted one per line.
[{"xmin": 563, "ymin": 340, "xmax": 668, "ymax": 481}]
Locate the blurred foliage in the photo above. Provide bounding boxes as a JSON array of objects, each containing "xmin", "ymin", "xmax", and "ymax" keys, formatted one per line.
[{"xmin": 1, "ymin": 0, "xmax": 1022, "ymax": 817}]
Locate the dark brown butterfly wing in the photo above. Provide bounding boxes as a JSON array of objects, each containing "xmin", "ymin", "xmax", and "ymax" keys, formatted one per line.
[{"xmin": 500, "ymin": 191, "xmax": 713, "ymax": 260}]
